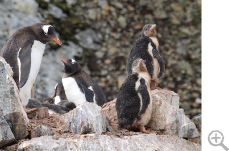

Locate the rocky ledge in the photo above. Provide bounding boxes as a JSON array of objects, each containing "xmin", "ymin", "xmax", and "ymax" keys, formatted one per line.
[{"xmin": 0, "ymin": 57, "xmax": 200, "ymax": 150}]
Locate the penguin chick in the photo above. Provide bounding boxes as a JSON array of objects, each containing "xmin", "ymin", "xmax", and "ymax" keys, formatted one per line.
[
  {"xmin": 41, "ymin": 104, "xmax": 70, "ymax": 115},
  {"xmin": 44, "ymin": 97, "xmax": 54, "ymax": 104},
  {"xmin": 25, "ymin": 98, "xmax": 42, "ymax": 109},
  {"xmin": 26, "ymin": 98, "xmax": 70, "ymax": 114},
  {"xmin": 116, "ymin": 59, "xmax": 152, "ymax": 133},
  {"xmin": 61, "ymin": 59, "xmax": 107, "ymax": 106},
  {"xmin": 0, "ymin": 22, "xmax": 62, "ymax": 106},
  {"xmin": 126, "ymin": 24, "xmax": 165, "ymax": 90},
  {"xmin": 57, "ymin": 100, "xmax": 76, "ymax": 111},
  {"xmin": 51, "ymin": 81, "xmax": 68, "ymax": 105}
]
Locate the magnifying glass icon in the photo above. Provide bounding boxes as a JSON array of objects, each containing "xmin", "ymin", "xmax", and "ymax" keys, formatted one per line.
[{"xmin": 208, "ymin": 130, "xmax": 229, "ymax": 151}]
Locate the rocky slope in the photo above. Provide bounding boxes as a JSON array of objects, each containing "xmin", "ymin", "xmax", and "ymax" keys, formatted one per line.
[{"xmin": 0, "ymin": 0, "xmax": 201, "ymax": 118}]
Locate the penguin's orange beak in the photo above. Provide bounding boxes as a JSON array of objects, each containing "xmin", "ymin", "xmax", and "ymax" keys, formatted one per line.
[
  {"xmin": 51, "ymin": 37, "xmax": 62, "ymax": 45},
  {"xmin": 61, "ymin": 59, "xmax": 68, "ymax": 64},
  {"xmin": 52, "ymin": 93, "xmax": 55, "ymax": 98}
]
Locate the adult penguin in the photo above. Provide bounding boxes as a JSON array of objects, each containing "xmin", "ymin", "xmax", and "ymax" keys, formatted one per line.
[{"xmin": 0, "ymin": 22, "xmax": 62, "ymax": 106}]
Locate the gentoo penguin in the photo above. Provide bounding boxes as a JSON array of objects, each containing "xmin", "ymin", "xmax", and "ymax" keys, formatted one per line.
[
  {"xmin": 26, "ymin": 98, "xmax": 71, "ymax": 114},
  {"xmin": 44, "ymin": 97, "xmax": 54, "ymax": 105},
  {"xmin": 0, "ymin": 22, "xmax": 62, "ymax": 106},
  {"xmin": 61, "ymin": 59, "xmax": 107, "ymax": 106},
  {"xmin": 44, "ymin": 97, "xmax": 76, "ymax": 111},
  {"xmin": 126, "ymin": 24, "xmax": 165, "ymax": 90},
  {"xmin": 116, "ymin": 59, "xmax": 153, "ymax": 133},
  {"xmin": 51, "ymin": 81, "xmax": 67, "ymax": 105}
]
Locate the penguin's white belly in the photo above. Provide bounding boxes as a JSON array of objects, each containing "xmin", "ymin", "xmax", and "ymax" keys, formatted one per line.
[
  {"xmin": 20, "ymin": 40, "xmax": 46, "ymax": 106},
  {"xmin": 147, "ymin": 43, "xmax": 160, "ymax": 81},
  {"xmin": 62, "ymin": 77, "xmax": 86, "ymax": 106},
  {"xmin": 137, "ymin": 90, "xmax": 152, "ymax": 126},
  {"xmin": 54, "ymin": 96, "xmax": 61, "ymax": 105}
]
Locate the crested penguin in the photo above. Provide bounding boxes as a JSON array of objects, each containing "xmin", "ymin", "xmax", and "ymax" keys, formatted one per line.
[
  {"xmin": 116, "ymin": 59, "xmax": 153, "ymax": 133},
  {"xmin": 126, "ymin": 24, "xmax": 165, "ymax": 90},
  {"xmin": 61, "ymin": 59, "xmax": 107, "ymax": 106},
  {"xmin": 0, "ymin": 22, "xmax": 62, "ymax": 106}
]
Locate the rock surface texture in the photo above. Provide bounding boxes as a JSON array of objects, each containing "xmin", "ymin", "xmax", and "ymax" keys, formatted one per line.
[
  {"xmin": 0, "ymin": 57, "xmax": 29, "ymax": 143},
  {"xmin": 61, "ymin": 102, "xmax": 107, "ymax": 134},
  {"xmin": 149, "ymin": 90, "xmax": 200, "ymax": 138},
  {"xmin": 17, "ymin": 135, "xmax": 200, "ymax": 151}
]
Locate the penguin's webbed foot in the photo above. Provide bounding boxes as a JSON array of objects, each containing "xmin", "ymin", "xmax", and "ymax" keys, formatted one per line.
[
  {"xmin": 150, "ymin": 81, "xmax": 161, "ymax": 90},
  {"xmin": 139, "ymin": 126, "xmax": 157, "ymax": 134}
]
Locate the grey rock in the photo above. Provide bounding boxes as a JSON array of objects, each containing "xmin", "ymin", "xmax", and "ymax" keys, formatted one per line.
[
  {"xmin": 61, "ymin": 102, "xmax": 107, "ymax": 134},
  {"xmin": 17, "ymin": 136, "xmax": 69, "ymax": 151},
  {"xmin": 149, "ymin": 90, "xmax": 200, "ymax": 139},
  {"xmin": 18, "ymin": 134, "xmax": 200, "ymax": 151},
  {"xmin": 0, "ymin": 0, "xmax": 42, "ymax": 49},
  {"xmin": 98, "ymin": 0, "xmax": 108, "ymax": 6},
  {"xmin": 110, "ymin": 2, "xmax": 123, "ymax": 9},
  {"xmin": 75, "ymin": 29, "xmax": 101, "ymax": 50},
  {"xmin": 192, "ymin": 114, "xmax": 201, "ymax": 132},
  {"xmin": 87, "ymin": 9, "xmax": 97, "ymax": 20},
  {"xmin": 48, "ymin": 4, "xmax": 67, "ymax": 18},
  {"xmin": 152, "ymin": 89, "xmax": 180, "ymax": 109},
  {"xmin": 31, "ymin": 125, "xmax": 55, "ymax": 138},
  {"xmin": 0, "ymin": 57, "xmax": 29, "ymax": 140},
  {"xmin": 117, "ymin": 16, "xmax": 127, "ymax": 28},
  {"xmin": 0, "ymin": 108, "xmax": 16, "ymax": 148},
  {"xmin": 66, "ymin": 0, "xmax": 77, "ymax": 7}
]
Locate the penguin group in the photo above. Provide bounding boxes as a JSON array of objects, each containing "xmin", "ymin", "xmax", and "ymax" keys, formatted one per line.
[
  {"xmin": 0, "ymin": 22, "xmax": 107, "ymax": 115},
  {"xmin": 0, "ymin": 22, "xmax": 165, "ymax": 133},
  {"xmin": 116, "ymin": 24, "xmax": 165, "ymax": 133}
]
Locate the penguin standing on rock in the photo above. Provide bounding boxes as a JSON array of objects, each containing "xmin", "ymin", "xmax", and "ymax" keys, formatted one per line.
[
  {"xmin": 116, "ymin": 59, "xmax": 153, "ymax": 133},
  {"xmin": 61, "ymin": 59, "xmax": 107, "ymax": 106},
  {"xmin": 0, "ymin": 22, "xmax": 62, "ymax": 106},
  {"xmin": 126, "ymin": 24, "xmax": 165, "ymax": 90}
]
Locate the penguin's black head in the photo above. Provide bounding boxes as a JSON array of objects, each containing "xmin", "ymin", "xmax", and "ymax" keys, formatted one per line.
[
  {"xmin": 62, "ymin": 59, "xmax": 81, "ymax": 76},
  {"xmin": 44, "ymin": 97, "xmax": 55, "ymax": 104},
  {"xmin": 31, "ymin": 22, "xmax": 62, "ymax": 45}
]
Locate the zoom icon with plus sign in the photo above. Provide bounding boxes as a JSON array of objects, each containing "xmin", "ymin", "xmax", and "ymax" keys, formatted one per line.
[{"xmin": 208, "ymin": 130, "xmax": 229, "ymax": 151}]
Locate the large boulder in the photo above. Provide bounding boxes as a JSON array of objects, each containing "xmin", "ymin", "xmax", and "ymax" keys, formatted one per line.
[
  {"xmin": 149, "ymin": 90, "xmax": 200, "ymax": 138},
  {"xmin": 17, "ymin": 134, "xmax": 200, "ymax": 151},
  {"xmin": 0, "ymin": 57, "xmax": 29, "ymax": 141},
  {"xmin": 0, "ymin": 109, "xmax": 16, "ymax": 148},
  {"xmin": 102, "ymin": 89, "xmax": 200, "ymax": 139},
  {"xmin": 61, "ymin": 102, "xmax": 107, "ymax": 134}
]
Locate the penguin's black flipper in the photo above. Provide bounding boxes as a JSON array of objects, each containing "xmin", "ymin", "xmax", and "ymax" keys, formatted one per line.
[
  {"xmin": 152, "ymin": 46, "xmax": 164, "ymax": 78},
  {"xmin": 19, "ymin": 43, "xmax": 32, "ymax": 88},
  {"xmin": 78, "ymin": 83, "xmax": 94, "ymax": 103},
  {"xmin": 137, "ymin": 78, "xmax": 150, "ymax": 115}
]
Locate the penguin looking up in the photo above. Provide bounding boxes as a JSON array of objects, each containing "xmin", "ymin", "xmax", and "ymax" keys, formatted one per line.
[
  {"xmin": 0, "ymin": 22, "xmax": 62, "ymax": 106},
  {"xmin": 61, "ymin": 59, "xmax": 107, "ymax": 107},
  {"xmin": 126, "ymin": 24, "xmax": 165, "ymax": 90},
  {"xmin": 116, "ymin": 59, "xmax": 153, "ymax": 133}
]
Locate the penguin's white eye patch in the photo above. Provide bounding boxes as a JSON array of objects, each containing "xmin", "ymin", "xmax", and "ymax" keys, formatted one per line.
[
  {"xmin": 71, "ymin": 59, "xmax": 76, "ymax": 64},
  {"xmin": 42, "ymin": 25, "xmax": 52, "ymax": 35},
  {"xmin": 54, "ymin": 83, "xmax": 58, "ymax": 90}
]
